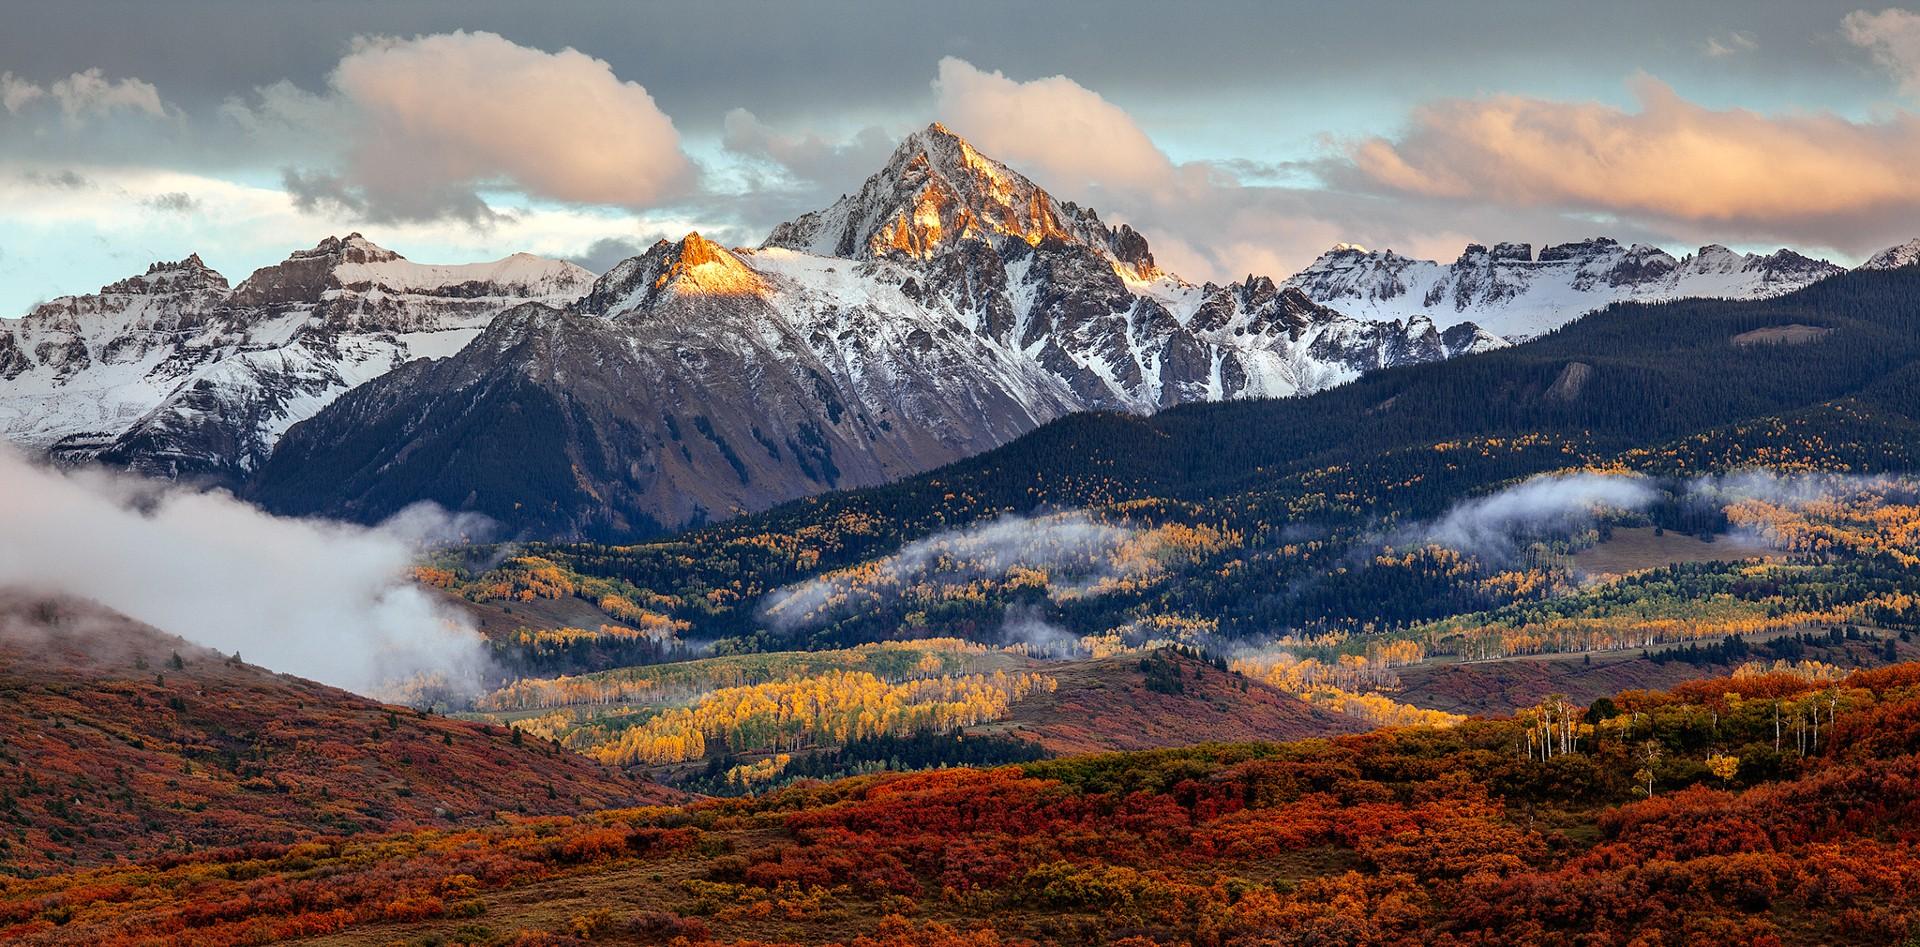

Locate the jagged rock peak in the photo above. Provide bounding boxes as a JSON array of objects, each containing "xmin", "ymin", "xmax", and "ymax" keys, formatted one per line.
[
  {"xmin": 762, "ymin": 122, "xmax": 1159, "ymax": 280},
  {"xmin": 100, "ymin": 253, "xmax": 229, "ymax": 295},
  {"xmin": 1860, "ymin": 238, "xmax": 1920, "ymax": 271},
  {"xmin": 577, "ymin": 232, "xmax": 763, "ymax": 316},
  {"xmin": 1538, "ymin": 237, "xmax": 1623, "ymax": 262},
  {"xmin": 289, "ymin": 232, "xmax": 403, "ymax": 265}
]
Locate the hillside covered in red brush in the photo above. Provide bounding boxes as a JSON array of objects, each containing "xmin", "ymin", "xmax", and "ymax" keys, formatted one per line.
[
  {"xmin": 8, "ymin": 656, "xmax": 1920, "ymax": 945},
  {"xmin": 0, "ymin": 596, "xmax": 676, "ymax": 876}
]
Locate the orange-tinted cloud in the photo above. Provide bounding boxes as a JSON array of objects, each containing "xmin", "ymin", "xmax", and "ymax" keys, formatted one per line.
[
  {"xmin": 251, "ymin": 31, "xmax": 695, "ymax": 223},
  {"xmin": 1344, "ymin": 75, "xmax": 1920, "ymax": 251},
  {"xmin": 926, "ymin": 57, "xmax": 1672, "ymax": 285},
  {"xmin": 932, "ymin": 57, "xmax": 1177, "ymax": 196}
]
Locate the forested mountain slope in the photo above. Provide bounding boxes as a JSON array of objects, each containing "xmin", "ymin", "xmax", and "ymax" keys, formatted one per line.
[{"xmin": 444, "ymin": 266, "xmax": 1920, "ymax": 654}]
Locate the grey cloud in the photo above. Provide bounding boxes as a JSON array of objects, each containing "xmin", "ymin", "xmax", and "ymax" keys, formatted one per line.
[
  {"xmin": 281, "ymin": 166, "xmax": 508, "ymax": 227},
  {"xmin": 1417, "ymin": 473, "xmax": 1662, "ymax": 561},
  {"xmin": 21, "ymin": 168, "xmax": 92, "ymax": 189},
  {"xmin": 758, "ymin": 512, "xmax": 1144, "ymax": 635},
  {"xmin": 141, "ymin": 191, "xmax": 199, "ymax": 214},
  {"xmin": 722, "ymin": 108, "xmax": 896, "ymax": 191},
  {"xmin": 562, "ymin": 236, "xmax": 655, "ymax": 275},
  {"xmin": 0, "ymin": 0, "xmax": 1884, "ymax": 139},
  {"xmin": 0, "ymin": 1, "xmax": 1908, "ymax": 277}
]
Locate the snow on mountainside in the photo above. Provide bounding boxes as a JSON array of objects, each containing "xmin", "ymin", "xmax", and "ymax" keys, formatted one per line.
[
  {"xmin": 249, "ymin": 126, "xmax": 1509, "ymax": 538},
  {"xmin": 1283, "ymin": 239, "xmax": 1843, "ymax": 339},
  {"xmin": 0, "ymin": 235, "xmax": 591, "ymax": 482},
  {"xmin": 754, "ymin": 123, "xmax": 1494, "ymax": 408},
  {"xmin": 1860, "ymin": 238, "xmax": 1920, "ymax": 271}
]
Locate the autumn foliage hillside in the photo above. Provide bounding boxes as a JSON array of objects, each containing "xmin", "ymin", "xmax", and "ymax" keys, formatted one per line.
[
  {"xmin": 981, "ymin": 649, "xmax": 1369, "ymax": 755},
  {"xmin": 0, "ymin": 596, "xmax": 677, "ymax": 877},
  {"xmin": 12, "ymin": 662, "xmax": 1920, "ymax": 944}
]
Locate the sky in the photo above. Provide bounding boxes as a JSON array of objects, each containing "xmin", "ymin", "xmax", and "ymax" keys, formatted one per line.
[{"xmin": 5, "ymin": 0, "xmax": 1920, "ymax": 317}]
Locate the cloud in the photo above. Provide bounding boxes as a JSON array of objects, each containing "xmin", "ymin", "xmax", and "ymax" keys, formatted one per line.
[
  {"xmin": 925, "ymin": 57, "xmax": 1617, "ymax": 286},
  {"xmin": 280, "ymin": 166, "xmax": 505, "ymax": 227},
  {"xmin": 932, "ymin": 57, "xmax": 1177, "ymax": 195},
  {"xmin": 721, "ymin": 108, "xmax": 894, "ymax": 189},
  {"xmin": 140, "ymin": 191, "xmax": 198, "ymax": 214},
  {"xmin": 0, "ymin": 68, "xmax": 166, "ymax": 120},
  {"xmin": 236, "ymin": 31, "xmax": 695, "ymax": 224},
  {"xmin": 21, "ymin": 168, "xmax": 92, "ymax": 190},
  {"xmin": 0, "ymin": 73, "xmax": 44, "ymax": 113},
  {"xmin": 1702, "ymin": 31, "xmax": 1759, "ymax": 58},
  {"xmin": 0, "ymin": 447, "xmax": 495, "ymax": 700},
  {"xmin": 1341, "ymin": 74, "xmax": 1920, "ymax": 253},
  {"xmin": 1845, "ymin": 8, "xmax": 1920, "ymax": 97},
  {"xmin": 563, "ymin": 235, "xmax": 653, "ymax": 274},
  {"xmin": 758, "ymin": 512, "xmax": 1145, "ymax": 634},
  {"xmin": 0, "ymin": 164, "xmax": 708, "ymax": 319},
  {"xmin": 999, "ymin": 604, "xmax": 1085, "ymax": 659},
  {"xmin": 928, "ymin": 57, "xmax": 1317, "ymax": 280},
  {"xmin": 1420, "ymin": 472, "xmax": 1661, "ymax": 559}
]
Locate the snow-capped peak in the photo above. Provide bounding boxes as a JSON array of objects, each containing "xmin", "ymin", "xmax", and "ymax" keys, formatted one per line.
[
  {"xmin": 762, "ymin": 122, "xmax": 1159, "ymax": 280},
  {"xmin": 578, "ymin": 232, "xmax": 765, "ymax": 317},
  {"xmin": 1860, "ymin": 238, "xmax": 1920, "ymax": 271}
]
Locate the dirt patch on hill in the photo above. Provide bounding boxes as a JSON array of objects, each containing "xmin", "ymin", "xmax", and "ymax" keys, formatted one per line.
[
  {"xmin": 1543, "ymin": 361, "xmax": 1593, "ymax": 402},
  {"xmin": 1733, "ymin": 324, "xmax": 1833, "ymax": 346},
  {"xmin": 1570, "ymin": 527, "xmax": 1780, "ymax": 577}
]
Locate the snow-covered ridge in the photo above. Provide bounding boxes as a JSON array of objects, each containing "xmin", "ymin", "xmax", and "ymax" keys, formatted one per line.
[
  {"xmin": 1860, "ymin": 238, "xmax": 1920, "ymax": 271},
  {"xmin": 4, "ymin": 120, "xmax": 1897, "ymax": 525},
  {"xmin": 332, "ymin": 251, "xmax": 594, "ymax": 298},
  {"xmin": 1282, "ymin": 238, "xmax": 1844, "ymax": 339},
  {"xmin": 0, "ymin": 235, "xmax": 592, "ymax": 481}
]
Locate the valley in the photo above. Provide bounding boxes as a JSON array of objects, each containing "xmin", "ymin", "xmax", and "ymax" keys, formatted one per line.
[{"xmin": 7, "ymin": 17, "xmax": 1920, "ymax": 943}]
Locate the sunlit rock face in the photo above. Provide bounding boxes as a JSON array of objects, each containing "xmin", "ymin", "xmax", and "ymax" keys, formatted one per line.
[{"xmin": 764, "ymin": 122, "xmax": 1160, "ymax": 279}]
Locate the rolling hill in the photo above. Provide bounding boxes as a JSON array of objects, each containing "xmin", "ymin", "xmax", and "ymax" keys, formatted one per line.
[
  {"xmin": 977, "ymin": 649, "xmax": 1368, "ymax": 755},
  {"xmin": 0, "ymin": 595, "xmax": 677, "ymax": 877},
  {"xmin": 10, "ymin": 662, "xmax": 1920, "ymax": 945}
]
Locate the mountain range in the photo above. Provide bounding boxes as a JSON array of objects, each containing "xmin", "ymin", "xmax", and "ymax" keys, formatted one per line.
[
  {"xmin": 0, "ymin": 236, "xmax": 591, "ymax": 484},
  {"xmin": 0, "ymin": 123, "xmax": 1878, "ymax": 538}
]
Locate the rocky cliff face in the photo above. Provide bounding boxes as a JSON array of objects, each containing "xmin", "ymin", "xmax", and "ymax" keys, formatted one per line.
[{"xmin": 0, "ymin": 236, "xmax": 591, "ymax": 483}]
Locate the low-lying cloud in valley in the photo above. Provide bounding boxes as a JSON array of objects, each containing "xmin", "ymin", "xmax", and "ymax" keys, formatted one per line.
[
  {"xmin": 1418, "ymin": 472, "xmax": 1662, "ymax": 559},
  {"xmin": 1416, "ymin": 469, "xmax": 1920, "ymax": 563},
  {"xmin": 758, "ymin": 511, "xmax": 1146, "ymax": 635},
  {"xmin": 0, "ymin": 447, "xmax": 494, "ymax": 700}
]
